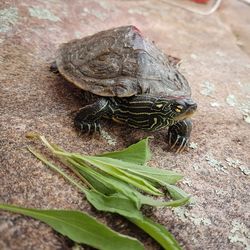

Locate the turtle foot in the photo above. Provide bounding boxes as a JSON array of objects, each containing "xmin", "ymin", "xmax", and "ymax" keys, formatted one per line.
[
  {"xmin": 167, "ymin": 119, "xmax": 192, "ymax": 153},
  {"xmin": 74, "ymin": 98, "xmax": 109, "ymax": 135}
]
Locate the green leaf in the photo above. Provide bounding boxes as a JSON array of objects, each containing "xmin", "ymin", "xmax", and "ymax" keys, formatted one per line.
[
  {"xmin": 29, "ymin": 148, "xmax": 142, "ymax": 215},
  {"xmin": 127, "ymin": 167, "xmax": 183, "ymax": 186},
  {"xmin": 32, "ymin": 135, "xmax": 181, "ymax": 186},
  {"xmin": 27, "ymin": 135, "xmax": 189, "ymax": 250},
  {"xmin": 165, "ymin": 184, "xmax": 190, "ymax": 201},
  {"xmin": 74, "ymin": 156, "xmax": 162, "ymax": 196},
  {"xmin": 99, "ymin": 137, "xmax": 151, "ymax": 165},
  {"xmin": 29, "ymin": 148, "xmax": 144, "ymax": 218},
  {"xmin": 28, "ymin": 147, "xmax": 88, "ymax": 193},
  {"xmin": 77, "ymin": 168, "xmax": 141, "ymax": 209},
  {"xmin": 37, "ymin": 146, "xmax": 151, "ymax": 196},
  {"xmin": 0, "ymin": 204, "xmax": 144, "ymax": 250},
  {"xmin": 89, "ymin": 156, "xmax": 183, "ymax": 185},
  {"xmin": 85, "ymin": 190, "xmax": 143, "ymax": 220},
  {"xmin": 78, "ymin": 168, "xmax": 114, "ymax": 195},
  {"xmin": 129, "ymin": 216, "xmax": 182, "ymax": 250},
  {"xmin": 68, "ymin": 157, "xmax": 140, "ymax": 201},
  {"xmin": 139, "ymin": 194, "xmax": 190, "ymax": 207}
]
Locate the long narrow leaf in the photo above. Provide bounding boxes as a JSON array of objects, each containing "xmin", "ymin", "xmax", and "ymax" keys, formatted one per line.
[
  {"xmin": 78, "ymin": 168, "xmax": 114, "ymax": 195},
  {"xmin": 85, "ymin": 190, "xmax": 143, "ymax": 220},
  {"xmin": 34, "ymin": 145, "xmax": 162, "ymax": 196},
  {"xmin": 28, "ymin": 147, "xmax": 88, "ymax": 193},
  {"xmin": 27, "ymin": 134, "xmax": 189, "ymax": 250},
  {"xmin": 0, "ymin": 204, "xmax": 144, "ymax": 250},
  {"xmin": 74, "ymin": 156, "xmax": 162, "ymax": 196},
  {"xmin": 65, "ymin": 156, "xmax": 141, "ymax": 208},
  {"xmin": 165, "ymin": 184, "xmax": 190, "ymax": 201},
  {"xmin": 78, "ymin": 168, "xmax": 141, "ymax": 209},
  {"xmin": 129, "ymin": 216, "xmax": 182, "ymax": 250},
  {"xmin": 88, "ymin": 156, "xmax": 183, "ymax": 185},
  {"xmin": 99, "ymin": 138, "xmax": 151, "ymax": 165},
  {"xmin": 34, "ymin": 134, "xmax": 182, "ymax": 185},
  {"xmin": 29, "ymin": 148, "xmax": 143, "ymax": 219},
  {"xmin": 139, "ymin": 195, "xmax": 190, "ymax": 207}
]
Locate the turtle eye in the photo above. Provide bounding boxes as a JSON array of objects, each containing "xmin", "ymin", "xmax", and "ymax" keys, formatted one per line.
[{"xmin": 175, "ymin": 105, "xmax": 183, "ymax": 113}]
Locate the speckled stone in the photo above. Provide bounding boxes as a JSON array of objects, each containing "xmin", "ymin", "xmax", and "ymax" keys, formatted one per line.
[{"xmin": 0, "ymin": 0, "xmax": 250, "ymax": 249}]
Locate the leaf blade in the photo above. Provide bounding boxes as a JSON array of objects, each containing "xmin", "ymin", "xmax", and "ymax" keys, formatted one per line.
[
  {"xmin": 129, "ymin": 216, "xmax": 182, "ymax": 250},
  {"xmin": 0, "ymin": 203, "xmax": 144, "ymax": 250},
  {"xmin": 139, "ymin": 194, "xmax": 190, "ymax": 207},
  {"xmin": 78, "ymin": 167, "xmax": 142, "ymax": 209},
  {"xmin": 165, "ymin": 184, "xmax": 190, "ymax": 201},
  {"xmin": 90, "ymin": 156, "xmax": 183, "ymax": 185},
  {"xmin": 99, "ymin": 138, "xmax": 151, "ymax": 165},
  {"xmin": 76, "ymin": 156, "xmax": 162, "ymax": 196},
  {"xmin": 85, "ymin": 190, "xmax": 143, "ymax": 220}
]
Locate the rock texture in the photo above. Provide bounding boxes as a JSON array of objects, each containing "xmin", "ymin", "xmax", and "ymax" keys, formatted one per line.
[{"xmin": 0, "ymin": 0, "xmax": 249, "ymax": 249}]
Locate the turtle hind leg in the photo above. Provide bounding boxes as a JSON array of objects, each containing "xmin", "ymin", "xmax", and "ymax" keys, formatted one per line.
[
  {"xmin": 167, "ymin": 119, "xmax": 192, "ymax": 153},
  {"xmin": 50, "ymin": 61, "xmax": 59, "ymax": 73},
  {"xmin": 74, "ymin": 98, "xmax": 110, "ymax": 134}
]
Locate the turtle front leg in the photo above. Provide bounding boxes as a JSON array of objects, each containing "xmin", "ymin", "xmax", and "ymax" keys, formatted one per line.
[
  {"xmin": 167, "ymin": 119, "xmax": 193, "ymax": 153},
  {"xmin": 74, "ymin": 98, "xmax": 110, "ymax": 134}
]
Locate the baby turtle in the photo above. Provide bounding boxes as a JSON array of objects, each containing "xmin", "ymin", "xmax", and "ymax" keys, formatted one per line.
[{"xmin": 52, "ymin": 26, "xmax": 197, "ymax": 152}]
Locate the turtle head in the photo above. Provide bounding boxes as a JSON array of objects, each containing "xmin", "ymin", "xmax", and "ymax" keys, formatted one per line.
[
  {"xmin": 169, "ymin": 98, "xmax": 197, "ymax": 121},
  {"xmin": 157, "ymin": 97, "xmax": 197, "ymax": 124}
]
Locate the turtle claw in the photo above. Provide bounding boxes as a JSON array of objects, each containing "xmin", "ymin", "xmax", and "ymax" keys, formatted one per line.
[
  {"xmin": 75, "ymin": 120, "xmax": 101, "ymax": 135},
  {"xmin": 167, "ymin": 119, "xmax": 192, "ymax": 153},
  {"xmin": 168, "ymin": 133, "xmax": 189, "ymax": 153}
]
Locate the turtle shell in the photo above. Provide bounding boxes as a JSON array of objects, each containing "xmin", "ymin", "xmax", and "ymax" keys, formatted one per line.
[{"xmin": 56, "ymin": 25, "xmax": 191, "ymax": 98}]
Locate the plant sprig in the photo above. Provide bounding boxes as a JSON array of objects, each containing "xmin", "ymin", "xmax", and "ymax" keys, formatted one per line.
[{"xmin": 1, "ymin": 133, "xmax": 191, "ymax": 250}]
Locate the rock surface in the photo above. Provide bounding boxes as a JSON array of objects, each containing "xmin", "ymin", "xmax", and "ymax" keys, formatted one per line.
[{"xmin": 0, "ymin": 0, "xmax": 249, "ymax": 249}]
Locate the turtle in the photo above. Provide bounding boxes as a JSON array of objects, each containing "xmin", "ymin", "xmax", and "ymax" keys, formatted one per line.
[{"xmin": 51, "ymin": 25, "xmax": 197, "ymax": 152}]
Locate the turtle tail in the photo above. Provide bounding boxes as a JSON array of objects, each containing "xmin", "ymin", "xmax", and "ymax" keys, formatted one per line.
[{"xmin": 50, "ymin": 61, "xmax": 59, "ymax": 73}]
